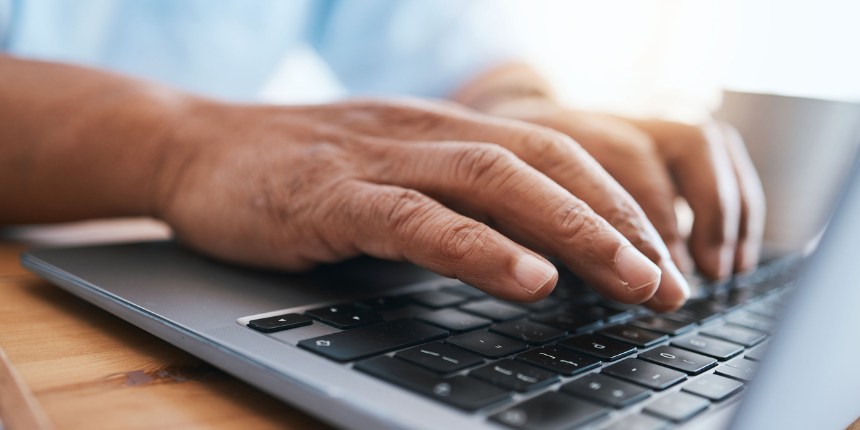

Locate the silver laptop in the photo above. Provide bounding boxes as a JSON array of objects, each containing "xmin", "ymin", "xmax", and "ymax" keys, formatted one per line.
[{"xmin": 21, "ymin": 98, "xmax": 860, "ymax": 430}]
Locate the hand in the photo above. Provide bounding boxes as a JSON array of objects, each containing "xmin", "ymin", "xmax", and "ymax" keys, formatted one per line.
[
  {"xmin": 517, "ymin": 109, "xmax": 765, "ymax": 280},
  {"xmin": 154, "ymin": 98, "xmax": 690, "ymax": 309}
]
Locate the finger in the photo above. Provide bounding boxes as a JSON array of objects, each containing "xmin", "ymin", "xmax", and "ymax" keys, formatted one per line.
[
  {"xmin": 320, "ymin": 100, "xmax": 687, "ymax": 309},
  {"xmin": 579, "ymin": 126, "xmax": 696, "ymax": 275},
  {"xmin": 640, "ymin": 121, "xmax": 742, "ymax": 280},
  {"xmin": 720, "ymin": 123, "xmax": 766, "ymax": 271},
  {"xmin": 365, "ymin": 141, "xmax": 665, "ymax": 306},
  {"xmin": 336, "ymin": 181, "xmax": 558, "ymax": 302}
]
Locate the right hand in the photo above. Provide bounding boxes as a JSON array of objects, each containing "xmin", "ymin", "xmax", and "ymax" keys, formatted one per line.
[{"xmin": 154, "ymin": 98, "xmax": 689, "ymax": 310}]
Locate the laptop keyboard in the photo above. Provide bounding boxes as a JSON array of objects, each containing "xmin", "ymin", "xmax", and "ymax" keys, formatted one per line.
[{"xmin": 243, "ymin": 256, "xmax": 799, "ymax": 429}]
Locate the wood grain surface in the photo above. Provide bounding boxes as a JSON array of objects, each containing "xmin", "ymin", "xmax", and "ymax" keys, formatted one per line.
[{"xmin": 0, "ymin": 241, "xmax": 331, "ymax": 430}]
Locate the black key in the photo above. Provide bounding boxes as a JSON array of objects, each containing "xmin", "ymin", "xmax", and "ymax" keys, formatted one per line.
[
  {"xmin": 440, "ymin": 282, "xmax": 489, "ymax": 299},
  {"xmin": 744, "ymin": 342, "xmax": 768, "ymax": 362},
  {"xmin": 727, "ymin": 311, "xmax": 776, "ymax": 334},
  {"xmin": 561, "ymin": 373, "xmax": 651, "ymax": 408},
  {"xmin": 447, "ymin": 330, "xmax": 528, "ymax": 358},
  {"xmin": 643, "ymin": 391, "xmax": 710, "ymax": 423},
  {"xmin": 558, "ymin": 334, "xmax": 636, "ymax": 361},
  {"xmin": 597, "ymin": 325, "xmax": 668, "ymax": 348},
  {"xmin": 602, "ymin": 358, "xmax": 686, "ymax": 390},
  {"xmin": 355, "ymin": 296, "xmax": 408, "ymax": 312},
  {"xmin": 701, "ymin": 324, "xmax": 766, "ymax": 347},
  {"xmin": 630, "ymin": 316, "xmax": 696, "ymax": 336},
  {"xmin": 490, "ymin": 320, "xmax": 566, "ymax": 345},
  {"xmin": 247, "ymin": 313, "xmax": 313, "ymax": 333},
  {"xmin": 516, "ymin": 346, "xmax": 600, "ymax": 376},
  {"xmin": 715, "ymin": 359, "xmax": 758, "ymax": 381},
  {"xmin": 569, "ymin": 303, "xmax": 634, "ymax": 322},
  {"xmin": 410, "ymin": 290, "xmax": 467, "ymax": 308},
  {"xmin": 637, "ymin": 346, "xmax": 717, "ymax": 375},
  {"xmin": 304, "ymin": 303, "xmax": 363, "ymax": 321},
  {"xmin": 322, "ymin": 312, "xmax": 383, "ymax": 330},
  {"xmin": 395, "ymin": 342, "xmax": 484, "ymax": 373},
  {"xmin": 601, "ymin": 414, "xmax": 669, "ymax": 430},
  {"xmin": 682, "ymin": 374, "xmax": 743, "ymax": 401},
  {"xmin": 671, "ymin": 335, "xmax": 743, "ymax": 360},
  {"xmin": 470, "ymin": 360, "xmax": 560, "ymax": 392},
  {"xmin": 490, "ymin": 392, "xmax": 609, "ymax": 430},
  {"xmin": 515, "ymin": 296, "xmax": 562, "ymax": 313},
  {"xmin": 355, "ymin": 356, "xmax": 510, "ymax": 411},
  {"xmin": 416, "ymin": 308, "xmax": 492, "ymax": 333},
  {"xmin": 298, "ymin": 319, "xmax": 448, "ymax": 361},
  {"xmin": 667, "ymin": 301, "xmax": 723, "ymax": 325},
  {"xmin": 460, "ymin": 299, "xmax": 528, "ymax": 322},
  {"xmin": 531, "ymin": 311, "xmax": 602, "ymax": 333}
]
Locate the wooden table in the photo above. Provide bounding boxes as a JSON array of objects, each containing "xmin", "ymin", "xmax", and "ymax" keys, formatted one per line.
[
  {"xmin": 1, "ymin": 239, "xmax": 859, "ymax": 430},
  {"xmin": 0, "ymin": 241, "xmax": 331, "ymax": 430}
]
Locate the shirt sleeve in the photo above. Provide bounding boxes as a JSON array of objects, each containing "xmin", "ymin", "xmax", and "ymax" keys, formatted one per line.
[
  {"xmin": 0, "ymin": 0, "xmax": 12, "ymax": 50},
  {"xmin": 308, "ymin": 0, "xmax": 523, "ymax": 99}
]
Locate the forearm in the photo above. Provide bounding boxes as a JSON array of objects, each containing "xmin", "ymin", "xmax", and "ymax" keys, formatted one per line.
[{"xmin": 0, "ymin": 56, "xmax": 200, "ymax": 223}]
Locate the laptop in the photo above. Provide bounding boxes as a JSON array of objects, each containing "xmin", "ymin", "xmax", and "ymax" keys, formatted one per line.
[{"xmin": 20, "ymin": 115, "xmax": 860, "ymax": 430}]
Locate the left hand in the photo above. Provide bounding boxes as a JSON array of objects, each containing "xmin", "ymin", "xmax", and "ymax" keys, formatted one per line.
[{"xmin": 517, "ymin": 109, "xmax": 766, "ymax": 280}]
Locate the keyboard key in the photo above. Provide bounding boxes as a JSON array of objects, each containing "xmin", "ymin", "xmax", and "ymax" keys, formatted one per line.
[
  {"xmin": 355, "ymin": 296, "xmax": 408, "ymax": 312},
  {"xmin": 416, "ymin": 308, "xmax": 492, "ymax": 333},
  {"xmin": 727, "ymin": 311, "xmax": 777, "ymax": 334},
  {"xmin": 671, "ymin": 335, "xmax": 743, "ymax": 360},
  {"xmin": 355, "ymin": 356, "xmax": 510, "ymax": 411},
  {"xmin": 558, "ymin": 334, "xmax": 636, "ymax": 361},
  {"xmin": 298, "ymin": 319, "xmax": 448, "ymax": 361},
  {"xmin": 569, "ymin": 304, "xmax": 634, "ymax": 323},
  {"xmin": 490, "ymin": 392, "xmax": 609, "ymax": 430},
  {"xmin": 515, "ymin": 296, "xmax": 563, "ymax": 313},
  {"xmin": 470, "ymin": 360, "xmax": 560, "ymax": 392},
  {"xmin": 630, "ymin": 316, "xmax": 696, "ymax": 336},
  {"xmin": 516, "ymin": 346, "xmax": 601, "ymax": 376},
  {"xmin": 597, "ymin": 325, "xmax": 668, "ymax": 348},
  {"xmin": 395, "ymin": 342, "xmax": 484, "ymax": 373},
  {"xmin": 410, "ymin": 290, "xmax": 467, "ymax": 308},
  {"xmin": 744, "ymin": 342, "xmax": 768, "ymax": 362},
  {"xmin": 561, "ymin": 373, "xmax": 651, "ymax": 408},
  {"xmin": 247, "ymin": 313, "xmax": 312, "ymax": 333},
  {"xmin": 602, "ymin": 358, "xmax": 686, "ymax": 390},
  {"xmin": 321, "ymin": 312, "xmax": 383, "ymax": 330},
  {"xmin": 530, "ymin": 312, "xmax": 602, "ymax": 333},
  {"xmin": 461, "ymin": 299, "xmax": 529, "ymax": 321},
  {"xmin": 682, "ymin": 374, "xmax": 743, "ymax": 401},
  {"xmin": 490, "ymin": 320, "xmax": 566, "ymax": 345},
  {"xmin": 440, "ymin": 282, "xmax": 489, "ymax": 299},
  {"xmin": 637, "ymin": 346, "xmax": 717, "ymax": 375},
  {"xmin": 304, "ymin": 303, "xmax": 363, "ymax": 320},
  {"xmin": 601, "ymin": 414, "xmax": 668, "ymax": 430},
  {"xmin": 701, "ymin": 324, "xmax": 766, "ymax": 347},
  {"xmin": 667, "ymin": 301, "xmax": 723, "ymax": 325},
  {"xmin": 715, "ymin": 359, "xmax": 758, "ymax": 381},
  {"xmin": 643, "ymin": 391, "xmax": 710, "ymax": 423},
  {"xmin": 447, "ymin": 330, "xmax": 528, "ymax": 358}
]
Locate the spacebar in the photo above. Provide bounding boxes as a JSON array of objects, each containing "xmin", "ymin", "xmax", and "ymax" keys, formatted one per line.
[{"xmin": 297, "ymin": 319, "xmax": 449, "ymax": 361}]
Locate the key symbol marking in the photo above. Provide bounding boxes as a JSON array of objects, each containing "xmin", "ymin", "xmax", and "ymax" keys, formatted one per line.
[
  {"xmin": 433, "ymin": 382, "xmax": 451, "ymax": 397},
  {"xmin": 660, "ymin": 352, "xmax": 676, "ymax": 359},
  {"xmin": 278, "ymin": 319, "xmax": 286, "ymax": 322},
  {"xmin": 622, "ymin": 330, "xmax": 639, "ymax": 338},
  {"xmin": 612, "ymin": 389, "xmax": 624, "ymax": 398},
  {"xmin": 560, "ymin": 360, "xmax": 578, "ymax": 366},
  {"xmin": 316, "ymin": 340, "xmax": 330, "ymax": 347},
  {"xmin": 592, "ymin": 343, "xmax": 606, "ymax": 350},
  {"xmin": 588, "ymin": 382, "xmax": 602, "ymax": 390}
]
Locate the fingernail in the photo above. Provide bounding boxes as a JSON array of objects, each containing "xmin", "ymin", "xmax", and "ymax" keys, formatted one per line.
[
  {"xmin": 615, "ymin": 246, "xmax": 662, "ymax": 291},
  {"xmin": 515, "ymin": 255, "xmax": 556, "ymax": 294}
]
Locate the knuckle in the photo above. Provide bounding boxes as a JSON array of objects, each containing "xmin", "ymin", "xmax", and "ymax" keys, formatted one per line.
[
  {"xmin": 454, "ymin": 143, "xmax": 521, "ymax": 186},
  {"xmin": 554, "ymin": 200, "xmax": 602, "ymax": 245},
  {"xmin": 438, "ymin": 221, "xmax": 492, "ymax": 263}
]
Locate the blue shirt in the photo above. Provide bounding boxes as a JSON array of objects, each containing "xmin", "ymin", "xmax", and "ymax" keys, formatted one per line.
[{"xmin": 0, "ymin": 0, "xmax": 518, "ymax": 100}]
